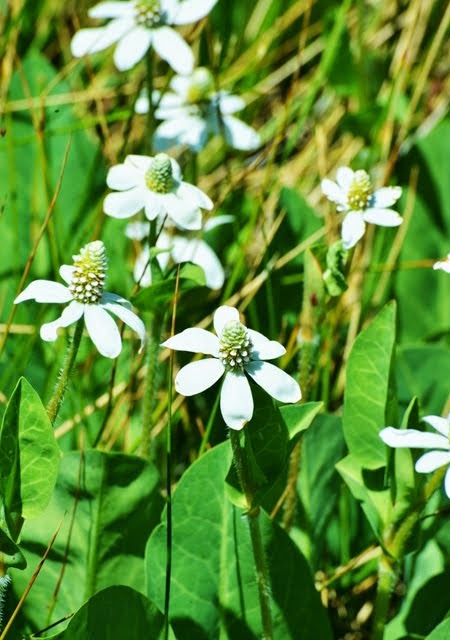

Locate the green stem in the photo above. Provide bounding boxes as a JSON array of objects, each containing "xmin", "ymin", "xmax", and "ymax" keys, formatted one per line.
[
  {"xmin": 163, "ymin": 349, "xmax": 174, "ymax": 640},
  {"xmin": 141, "ymin": 309, "xmax": 164, "ymax": 458},
  {"xmin": 145, "ymin": 49, "xmax": 155, "ymax": 155},
  {"xmin": 372, "ymin": 467, "xmax": 447, "ymax": 637},
  {"xmin": 46, "ymin": 318, "xmax": 84, "ymax": 424},
  {"xmin": 229, "ymin": 430, "xmax": 273, "ymax": 640},
  {"xmin": 198, "ymin": 392, "xmax": 220, "ymax": 457}
]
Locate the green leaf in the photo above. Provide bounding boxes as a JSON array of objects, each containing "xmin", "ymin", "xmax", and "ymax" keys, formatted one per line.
[
  {"xmin": 426, "ymin": 619, "xmax": 450, "ymax": 640},
  {"xmin": 280, "ymin": 401, "xmax": 323, "ymax": 442},
  {"xmin": 63, "ymin": 586, "xmax": 164, "ymax": 640},
  {"xmin": 146, "ymin": 442, "xmax": 332, "ymax": 640},
  {"xmin": 343, "ymin": 302, "xmax": 397, "ymax": 469},
  {"xmin": 0, "ymin": 377, "xmax": 60, "ymax": 530},
  {"xmin": 10, "ymin": 451, "xmax": 163, "ymax": 635},
  {"xmin": 336, "ymin": 454, "xmax": 391, "ymax": 540},
  {"xmin": 133, "ymin": 262, "xmax": 206, "ymax": 311}
]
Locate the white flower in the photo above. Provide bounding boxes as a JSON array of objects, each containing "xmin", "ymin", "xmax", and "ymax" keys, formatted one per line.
[
  {"xmin": 104, "ymin": 153, "xmax": 213, "ymax": 230},
  {"xmin": 380, "ymin": 414, "xmax": 450, "ymax": 498},
  {"xmin": 161, "ymin": 306, "xmax": 301, "ymax": 430},
  {"xmin": 135, "ymin": 67, "xmax": 261, "ymax": 152},
  {"xmin": 433, "ymin": 254, "xmax": 450, "ymax": 273},
  {"xmin": 126, "ymin": 216, "xmax": 231, "ymax": 289},
  {"xmin": 70, "ymin": 0, "xmax": 218, "ymax": 74},
  {"xmin": 321, "ymin": 167, "xmax": 402, "ymax": 249},
  {"xmin": 14, "ymin": 241, "xmax": 146, "ymax": 359}
]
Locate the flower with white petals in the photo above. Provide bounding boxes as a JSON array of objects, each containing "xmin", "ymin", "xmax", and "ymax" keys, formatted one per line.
[
  {"xmin": 104, "ymin": 153, "xmax": 213, "ymax": 230},
  {"xmin": 321, "ymin": 167, "xmax": 402, "ymax": 249},
  {"xmin": 135, "ymin": 67, "xmax": 261, "ymax": 152},
  {"xmin": 380, "ymin": 414, "xmax": 450, "ymax": 498},
  {"xmin": 126, "ymin": 216, "xmax": 232, "ymax": 289},
  {"xmin": 70, "ymin": 0, "xmax": 218, "ymax": 74},
  {"xmin": 162, "ymin": 306, "xmax": 301, "ymax": 430},
  {"xmin": 14, "ymin": 241, "xmax": 146, "ymax": 359},
  {"xmin": 433, "ymin": 254, "xmax": 450, "ymax": 273}
]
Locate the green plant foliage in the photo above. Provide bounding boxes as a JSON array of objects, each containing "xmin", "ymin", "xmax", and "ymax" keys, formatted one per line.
[
  {"xmin": 343, "ymin": 302, "xmax": 397, "ymax": 470},
  {"xmin": 62, "ymin": 586, "xmax": 164, "ymax": 640},
  {"xmin": 0, "ymin": 377, "xmax": 59, "ymax": 535},
  {"xmin": 10, "ymin": 451, "xmax": 163, "ymax": 635},
  {"xmin": 146, "ymin": 443, "xmax": 332, "ymax": 640}
]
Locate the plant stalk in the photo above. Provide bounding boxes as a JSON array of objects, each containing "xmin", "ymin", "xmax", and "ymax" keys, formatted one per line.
[
  {"xmin": 46, "ymin": 318, "xmax": 84, "ymax": 424},
  {"xmin": 229, "ymin": 429, "xmax": 273, "ymax": 640}
]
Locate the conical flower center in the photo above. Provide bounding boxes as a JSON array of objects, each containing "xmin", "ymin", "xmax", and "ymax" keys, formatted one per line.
[
  {"xmin": 219, "ymin": 321, "xmax": 253, "ymax": 371},
  {"xmin": 134, "ymin": 0, "xmax": 164, "ymax": 27},
  {"xmin": 347, "ymin": 170, "xmax": 373, "ymax": 210},
  {"xmin": 69, "ymin": 240, "xmax": 107, "ymax": 304},
  {"xmin": 145, "ymin": 154, "xmax": 174, "ymax": 193},
  {"xmin": 186, "ymin": 68, "xmax": 215, "ymax": 104}
]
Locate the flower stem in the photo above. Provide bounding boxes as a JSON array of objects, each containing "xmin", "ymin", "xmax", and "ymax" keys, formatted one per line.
[
  {"xmin": 145, "ymin": 49, "xmax": 155, "ymax": 154},
  {"xmin": 46, "ymin": 318, "xmax": 84, "ymax": 424},
  {"xmin": 142, "ymin": 309, "xmax": 164, "ymax": 458},
  {"xmin": 229, "ymin": 430, "xmax": 274, "ymax": 640}
]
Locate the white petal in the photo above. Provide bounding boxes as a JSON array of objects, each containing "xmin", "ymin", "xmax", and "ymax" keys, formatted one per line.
[
  {"xmin": 245, "ymin": 361, "xmax": 301, "ymax": 403},
  {"xmin": 40, "ymin": 301, "xmax": 84, "ymax": 342},
  {"xmin": 102, "ymin": 301, "xmax": 146, "ymax": 352},
  {"xmin": 133, "ymin": 249, "xmax": 152, "ymax": 287},
  {"xmin": 170, "ymin": 237, "xmax": 225, "ymax": 289},
  {"xmin": 101, "ymin": 292, "xmax": 132, "ymax": 309},
  {"xmin": 220, "ymin": 371, "xmax": 253, "ymax": 430},
  {"xmin": 113, "ymin": 25, "xmax": 152, "ymax": 71},
  {"xmin": 341, "ymin": 211, "xmax": 366, "ymax": 249},
  {"xmin": 106, "ymin": 164, "xmax": 141, "ymax": 190},
  {"xmin": 15, "ymin": 280, "xmax": 72, "ymax": 304},
  {"xmin": 371, "ymin": 186, "xmax": 402, "ymax": 208},
  {"xmin": 155, "ymin": 91, "xmax": 187, "ymax": 111},
  {"xmin": 247, "ymin": 329, "xmax": 285, "ymax": 360},
  {"xmin": 422, "ymin": 415, "xmax": 450, "ymax": 437},
  {"xmin": 152, "ymin": 27, "xmax": 194, "ymax": 75},
  {"xmin": 176, "ymin": 182, "xmax": 213, "ymax": 210},
  {"xmin": 433, "ymin": 257, "xmax": 450, "ymax": 273},
  {"xmin": 104, "ymin": 187, "xmax": 145, "ymax": 218},
  {"xmin": 363, "ymin": 208, "xmax": 402, "ymax": 227},
  {"xmin": 70, "ymin": 19, "xmax": 132, "ymax": 57},
  {"xmin": 222, "ymin": 115, "xmax": 261, "ymax": 151},
  {"xmin": 214, "ymin": 306, "xmax": 239, "ymax": 336},
  {"xmin": 144, "ymin": 194, "xmax": 166, "ymax": 221},
  {"xmin": 163, "ymin": 195, "xmax": 202, "ymax": 230},
  {"xmin": 204, "ymin": 215, "xmax": 234, "ymax": 232},
  {"xmin": 88, "ymin": 2, "xmax": 135, "ymax": 19},
  {"xmin": 174, "ymin": 358, "xmax": 224, "ymax": 395},
  {"xmin": 162, "ymin": 328, "xmax": 220, "ymax": 356},
  {"xmin": 171, "ymin": 0, "xmax": 218, "ymax": 24},
  {"xmin": 415, "ymin": 450, "xmax": 450, "ymax": 474},
  {"xmin": 219, "ymin": 94, "xmax": 245, "ymax": 115},
  {"xmin": 154, "ymin": 117, "xmax": 208, "ymax": 152},
  {"xmin": 321, "ymin": 179, "xmax": 346, "ymax": 207},
  {"xmin": 125, "ymin": 155, "xmax": 151, "ymax": 172},
  {"xmin": 336, "ymin": 167, "xmax": 354, "ymax": 190},
  {"xmin": 125, "ymin": 220, "xmax": 150, "ymax": 240},
  {"xmin": 379, "ymin": 427, "xmax": 449, "ymax": 450},
  {"xmin": 135, "ymin": 93, "xmax": 150, "ymax": 114},
  {"xmin": 168, "ymin": 74, "xmax": 192, "ymax": 97},
  {"xmin": 445, "ymin": 467, "xmax": 450, "ymax": 498},
  {"xmin": 59, "ymin": 265, "xmax": 75, "ymax": 285},
  {"xmin": 84, "ymin": 305, "xmax": 122, "ymax": 358}
]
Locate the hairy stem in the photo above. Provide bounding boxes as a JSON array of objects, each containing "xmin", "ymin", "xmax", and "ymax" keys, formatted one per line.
[
  {"xmin": 229, "ymin": 430, "xmax": 273, "ymax": 640},
  {"xmin": 46, "ymin": 318, "xmax": 84, "ymax": 424}
]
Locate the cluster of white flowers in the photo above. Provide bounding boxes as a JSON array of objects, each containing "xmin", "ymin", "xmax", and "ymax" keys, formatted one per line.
[
  {"xmin": 321, "ymin": 167, "xmax": 402, "ymax": 249},
  {"xmin": 136, "ymin": 68, "xmax": 261, "ymax": 152}
]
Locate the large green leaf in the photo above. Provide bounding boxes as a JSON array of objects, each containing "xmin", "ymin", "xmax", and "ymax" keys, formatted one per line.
[
  {"xmin": 342, "ymin": 302, "xmax": 397, "ymax": 469},
  {"xmin": 146, "ymin": 442, "xmax": 332, "ymax": 640},
  {"xmin": 10, "ymin": 451, "xmax": 163, "ymax": 636},
  {"xmin": 62, "ymin": 586, "xmax": 164, "ymax": 640},
  {"xmin": 0, "ymin": 377, "xmax": 60, "ymax": 531},
  {"xmin": 426, "ymin": 619, "xmax": 450, "ymax": 640}
]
